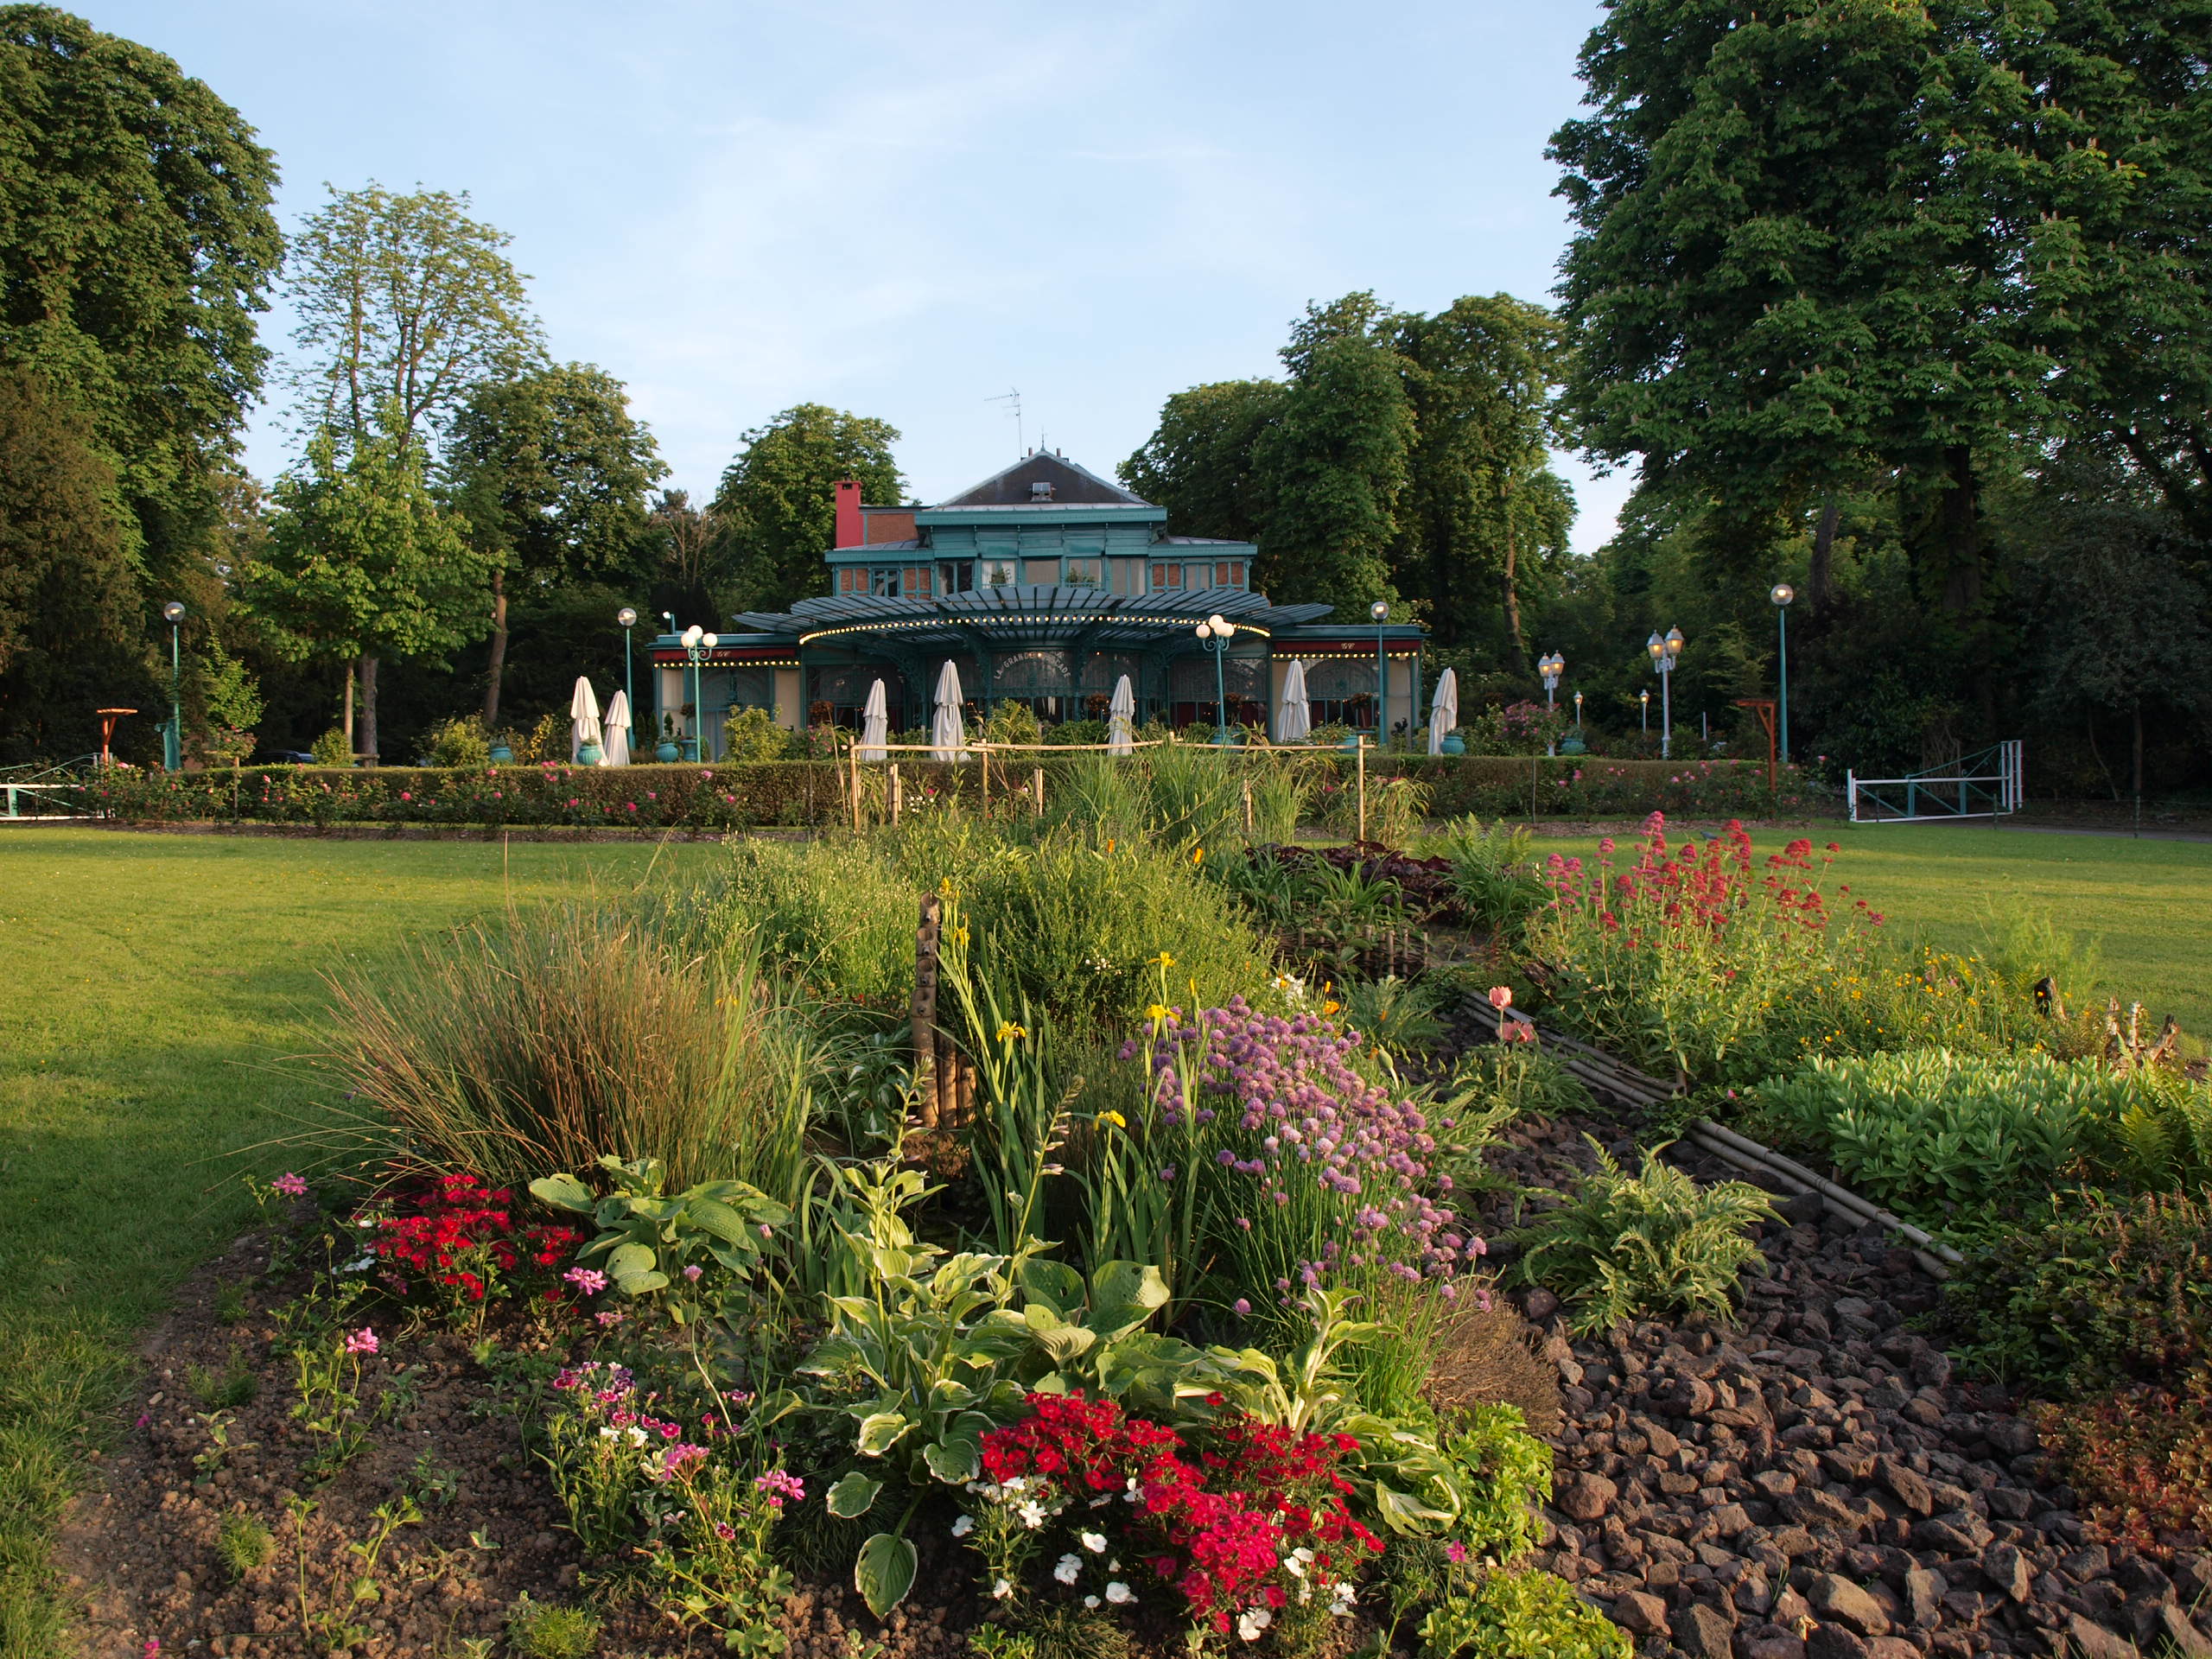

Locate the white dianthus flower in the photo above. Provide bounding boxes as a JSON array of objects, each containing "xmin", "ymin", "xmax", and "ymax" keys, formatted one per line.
[
  {"xmin": 1053, "ymin": 1554, "xmax": 1083, "ymax": 1586},
  {"xmin": 1081, "ymin": 1532, "xmax": 1107, "ymax": 1554},
  {"xmin": 1104, "ymin": 1581, "xmax": 1134, "ymax": 1605},
  {"xmin": 1237, "ymin": 1608, "xmax": 1274, "ymax": 1642},
  {"xmin": 950, "ymin": 1515, "xmax": 974, "ymax": 1538}
]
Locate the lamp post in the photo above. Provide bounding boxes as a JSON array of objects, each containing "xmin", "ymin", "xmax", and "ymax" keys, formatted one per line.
[
  {"xmin": 617, "ymin": 606, "xmax": 639, "ymax": 735},
  {"xmin": 1640, "ymin": 688, "xmax": 1649, "ymax": 739},
  {"xmin": 1194, "ymin": 614, "xmax": 1235, "ymax": 744},
  {"xmin": 1770, "ymin": 583, "xmax": 1795, "ymax": 765},
  {"xmin": 1370, "ymin": 600, "xmax": 1389, "ymax": 745},
  {"xmin": 1538, "ymin": 651, "xmax": 1565, "ymax": 755},
  {"xmin": 161, "ymin": 601, "xmax": 185, "ymax": 771},
  {"xmin": 1573, "ymin": 690, "xmax": 1584, "ymax": 734},
  {"xmin": 1646, "ymin": 626, "xmax": 1684, "ymax": 759},
  {"xmin": 679, "ymin": 626, "xmax": 718, "ymax": 761}
]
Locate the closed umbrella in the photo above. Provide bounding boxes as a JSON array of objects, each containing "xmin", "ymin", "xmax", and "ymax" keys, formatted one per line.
[
  {"xmin": 569, "ymin": 677, "xmax": 602, "ymax": 763},
  {"xmin": 602, "ymin": 690, "xmax": 632, "ymax": 766},
  {"xmin": 1276, "ymin": 660, "xmax": 1312, "ymax": 743},
  {"xmin": 1427, "ymin": 668, "xmax": 1459, "ymax": 755},
  {"xmin": 931, "ymin": 661, "xmax": 966, "ymax": 761},
  {"xmin": 1106, "ymin": 674, "xmax": 1136, "ymax": 755},
  {"xmin": 859, "ymin": 679, "xmax": 888, "ymax": 762}
]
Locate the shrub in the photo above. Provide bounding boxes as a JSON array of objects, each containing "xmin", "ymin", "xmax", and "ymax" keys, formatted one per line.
[
  {"xmin": 721, "ymin": 704, "xmax": 793, "ymax": 761},
  {"xmin": 1510, "ymin": 1141, "xmax": 1776, "ymax": 1335},
  {"xmin": 421, "ymin": 715, "xmax": 490, "ymax": 768},
  {"xmin": 1936, "ymin": 1192, "xmax": 2212, "ymax": 1394},
  {"xmin": 308, "ymin": 727, "xmax": 351, "ymax": 766},
  {"xmin": 695, "ymin": 837, "xmax": 918, "ymax": 1007},
  {"xmin": 1419, "ymin": 1567, "xmax": 1630, "ymax": 1659},
  {"xmin": 1431, "ymin": 816, "xmax": 1548, "ymax": 937},
  {"xmin": 327, "ymin": 909, "xmax": 820, "ymax": 1197},
  {"xmin": 1756, "ymin": 1049, "xmax": 2209, "ymax": 1218}
]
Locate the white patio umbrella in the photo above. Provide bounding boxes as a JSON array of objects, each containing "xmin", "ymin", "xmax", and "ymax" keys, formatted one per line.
[
  {"xmin": 931, "ymin": 660, "xmax": 967, "ymax": 761},
  {"xmin": 859, "ymin": 678, "xmax": 888, "ymax": 762},
  {"xmin": 1106, "ymin": 674, "xmax": 1136, "ymax": 755},
  {"xmin": 601, "ymin": 690, "xmax": 632, "ymax": 766},
  {"xmin": 1275, "ymin": 659, "xmax": 1312, "ymax": 743},
  {"xmin": 1427, "ymin": 667, "xmax": 1459, "ymax": 755},
  {"xmin": 568, "ymin": 677, "xmax": 602, "ymax": 761}
]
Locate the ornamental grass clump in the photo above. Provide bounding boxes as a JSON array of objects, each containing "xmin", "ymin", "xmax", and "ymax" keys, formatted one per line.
[
  {"xmin": 1527, "ymin": 812, "xmax": 2018, "ymax": 1087},
  {"xmin": 1510, "ymin": 1141, "xmax": 1776, "ymax": 1335}
]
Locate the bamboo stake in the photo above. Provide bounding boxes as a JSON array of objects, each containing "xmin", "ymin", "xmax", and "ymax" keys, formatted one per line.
[
  {"xmin": 1032, "ymin": 766, "xmax": 1044, "ymax": 814},
  {"xmin": 890, "ymin": 763, "xmax": 903, "ymax": 823},
  {"xmin": 1243, "ymin": 776, "xmax": 1254, "ymax": 835},
  {"xmin": 911, "ymin": 894, "xmax": 942, "ymax": 1130},
  {"xmin": 848, "ymin": 734, "xmax": 861, "ymax": 831}
]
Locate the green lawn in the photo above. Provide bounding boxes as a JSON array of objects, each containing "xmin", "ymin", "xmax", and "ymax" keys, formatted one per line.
[
  {"xmin": 0, "ymin": 829, "xmax": 716, "ymax": 1655},
  {"xmin": 1535, "ymin": 821, "xmax": 2212, "ymax": 1034}
]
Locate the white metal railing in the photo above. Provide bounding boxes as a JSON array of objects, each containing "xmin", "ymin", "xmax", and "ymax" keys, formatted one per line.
[{"xmin": 1847, "ymin": 740, "xmax": 2022, "ymax": 823}]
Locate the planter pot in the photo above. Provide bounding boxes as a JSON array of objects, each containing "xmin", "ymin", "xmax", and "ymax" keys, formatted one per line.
[
  {"xmin": 1340, "ymin": 734, "xmax": 1363, "ymax": 752},
  {"xmin": 1560, "ymin": 735, "xmax": 1587, "ymax": 755},
  {"xmin": 654, "ymin": 741, "xmax": 681, "ymax": 763},
  {"xmin": 576, "ymin": 741, "xmax": 604, "ymax": 766},
  {"xmin": 487, "ymin": 743, "xmax": 514, "ymax": 764},
  {"xmin": 1440, "ymin": 733, "xmax": 1465, "ymax": 755}
]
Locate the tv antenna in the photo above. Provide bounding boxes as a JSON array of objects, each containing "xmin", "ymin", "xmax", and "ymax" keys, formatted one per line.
[{"xmin": 986, "ymin": 387, "xmax": 1023, "ymax": 455}]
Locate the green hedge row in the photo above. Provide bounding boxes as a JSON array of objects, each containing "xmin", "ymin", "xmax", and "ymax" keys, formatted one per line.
[{"xmin": 66, "ymin": 753, "xmax": 1824, "ymax": 830}]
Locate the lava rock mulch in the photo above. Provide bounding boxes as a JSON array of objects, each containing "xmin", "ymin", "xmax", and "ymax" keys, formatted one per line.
[{"xmin": 1472, "ymin": 1112, "xmax": 2212, "ymax": 1659}]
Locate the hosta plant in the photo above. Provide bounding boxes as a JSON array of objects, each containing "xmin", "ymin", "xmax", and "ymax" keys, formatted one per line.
[
  {"xmin": 530, "ymin": 1154, "xmax": 789, "ymax": 1322},
  {"xmin": 1510, "ymin": 1141, "xmax": 1776, "ymax": 1335}
]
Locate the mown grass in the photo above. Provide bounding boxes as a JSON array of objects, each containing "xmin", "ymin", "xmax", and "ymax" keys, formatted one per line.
[
  {"xmin": 0, "ymin": 829, "xmax": 713, "ymax": 1655},
  {"xmin": 1533, "ymin": 822, "xmax": 2212, "ymax": 1035}
]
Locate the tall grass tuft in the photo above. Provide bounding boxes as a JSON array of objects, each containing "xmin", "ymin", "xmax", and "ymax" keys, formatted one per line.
[{"xmin": 327, "ymin": 907, "xmax": 821, "ymax": 1198}]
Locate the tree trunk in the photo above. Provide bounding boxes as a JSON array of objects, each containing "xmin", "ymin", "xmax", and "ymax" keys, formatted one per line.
[
  {"xmin": 1809, "ymin": 498, "xmax": 1840, "ymax": 613},
  {"xmin": 360, "ymin": 654, "xmax": 379, "ymax": 762},
  {"xmin": 342, "ymin": 663, "xmax": 355, "ymax": 749},
  {"xmin": 482, "ymin": 568, "xmax": 509, "ymax": 730},
  {"xmin": 1500, "ymin": 474, "xmax": 1528, "ymax": 666},
  {"xmin": 1938, "ymin": 445, "xmax": 1983, "ymax": 614},
  {"xmin": 2086, "ymin": 709, "xmax": 2120, "ymax": 801},
  {"xmin": 2132, "ymin": 701, "xmax": 2145, "ymax": 802}
]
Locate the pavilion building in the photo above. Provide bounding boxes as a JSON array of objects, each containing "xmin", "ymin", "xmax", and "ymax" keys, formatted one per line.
[{"xmin": 649, "ymin": 452, "xmax": 1425, "ymax": 757}]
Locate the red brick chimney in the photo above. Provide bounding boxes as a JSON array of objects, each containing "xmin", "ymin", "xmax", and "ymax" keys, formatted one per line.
[{"xmin": 834, "ymin": 478, "xmax": 863, "ymax": 548}]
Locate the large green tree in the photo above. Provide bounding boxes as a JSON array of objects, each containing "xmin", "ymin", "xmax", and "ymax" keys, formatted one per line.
[
  {"xmin": 709, "ymin": 404, "xmax": 903, "ymax": 613},
  {"xmin": 443, "ymin": 364, "xmax": 666, "ymax": 726},
  {"xmin": 284, "ymin": 182, "xmax": 544, "ymax": 454},
  {"xmin": 246, "ymin": 422, "xmax": 492, "ymax": 760},
  {"xmin": 0, "ymin": 3, "xmax": 281, "ymax": 722},
  {"xmin": 0, "ymin": 366, "xmax": 141, "ymax": 760},
  {"xmin": 1120, "ymin": 378, "xmax": 1286, "ymax": 545}
]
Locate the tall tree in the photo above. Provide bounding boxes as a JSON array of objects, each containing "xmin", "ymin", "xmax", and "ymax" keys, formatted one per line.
[
  {"xmin": 709, "ymin": 405, "xmax": 903, "ymax": 613},
  {"xmin": 1117, "ymin": 378, "xmax": 1284, "ymax": 542},
  {"xmin": 0, "ymin": 5, "xmax": 281, "ymax": 631},
  {"xmin": 247, "ymin": 420, "xmax": 492, "ymax": 760},
  {"xmin": 284, "ymin": 182, "xmax": 544, "ymax": 454},
  {"xmin": 0, "ymin": 366, "xmax": 141, "ymax": 761},
  {"xmin": 1395, "ymin": 296, "xmax": 1575, "ymax": 663},
  {"xmin": 444, "ymin": 364, "xmax": 666, "ymax": 726},
  {"xmin": 1246, "ymin": 295, "xmax": 1414, "ymax": 613},
  {"xmin": 1547, "ymin": 0, "xmax": 2072, "ymax": 626}
]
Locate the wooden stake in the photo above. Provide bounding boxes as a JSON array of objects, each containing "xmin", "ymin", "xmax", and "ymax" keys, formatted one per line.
[
  {"xmin": 1243, "ymin": 776, "xmax": 1254, "ymax": 836},
  {"xmin": 911, "ymin": 894, "xmax": 942, "ymax": 1130},
  {"xmin": 891, "ymin": 763, "xmax": 903, "ymax": 823},
  {"xmin": 849, "ymin": 734, "xmax": 862, "ymax": 831},
  {"xmin": 1032, "ymin": 766, "xmax": 1044, "ymax": 813},
  {"xmin": 1357, "ymin": 736, "xmax": 1367, "ymax": 842}
]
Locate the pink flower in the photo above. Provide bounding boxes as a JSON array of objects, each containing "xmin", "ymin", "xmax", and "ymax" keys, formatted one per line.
[
  {"xmin": 682, "ymin": 1264, "xmax": 702, "ymax": 1281},
  {"xmin": 563, "ymin": 1268, "xmax": 608, "ymax": 1295},
  {"xmin": 1498, "ymin": 1019, "xmax": 1536, "ymax": 1046},
  {"xmin": 343, "ymin": 1326, "xmax": 378, "ymax": 1355},
  {"xmin": 715, "ymin": 1521, "xmax": 737, "ymax": 1541},
  {"xmin": 1485, "ymin": 986, "xmax": 1513, "ymax": 1012},
  {"xmin": 271, "ymin": 1172, "xmax": 308, "ymax": 1198},
  {"xmin": 754, "ymin": 1468, "xmax": 805, "ymax": 1506},
  {"xmin": 1446, "ymin": 1542, "xmax": 1467, "ymax": 1564}
]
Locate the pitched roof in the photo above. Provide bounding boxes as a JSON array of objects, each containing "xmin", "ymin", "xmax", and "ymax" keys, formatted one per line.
[{"xmin": 938, "ymin": 451, "xmax": 1150, "ymax": 508}]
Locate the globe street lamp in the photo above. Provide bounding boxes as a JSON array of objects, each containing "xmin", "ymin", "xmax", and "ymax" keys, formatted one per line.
[
  {"xmin": 617, "ymin": 606, "xmax": 639, "ymax": 739},
  {"xmin": 1640, "ymin": 688, "xmax": 1649, "ymax": 740},
  {"xmin": 1194, "ymin": 614, "xmax": 1236, "ymax": 745},
  {"xmin": 1770, "ymin": 583, "xmax": 1795, "ymax": 765},
  {"xmin": 1370, "ymin": 600, "xmax": 1390, "ymax": 744},
  {"xmin": 679, "ymin": 626, "xmax": 718, "ymax": 762},
  {"xmin": 161, "ymin": 601, "xmax": 185, "ymax": 771},
  {"xmin": 1647, "ymin": 626, "xmax": 1684, "ymax": 759},
  {"xmin": 1538, "ymin": 651, "xmax": 1565, "ymax": 756}
]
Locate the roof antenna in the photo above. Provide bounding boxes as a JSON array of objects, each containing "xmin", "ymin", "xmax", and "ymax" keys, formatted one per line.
[{"xmin": 986, "ymin": 387, "xmax": 1023, "ymax": 456}]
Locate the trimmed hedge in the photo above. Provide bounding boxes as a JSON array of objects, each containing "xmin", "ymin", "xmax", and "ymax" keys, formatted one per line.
[{"xmin": 66, "ymin": 753, "xmax": 1825, "ymax": 830}]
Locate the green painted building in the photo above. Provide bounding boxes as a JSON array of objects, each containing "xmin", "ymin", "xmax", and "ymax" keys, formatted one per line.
[{"xmin": 649, "ymin": 452, "xmax": 1425, "ymax": 755}]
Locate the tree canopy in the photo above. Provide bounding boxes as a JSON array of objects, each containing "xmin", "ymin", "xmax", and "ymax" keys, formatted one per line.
[{"xmin": 709, "ymin": 404, "xmax": 904, "ymax": 614}]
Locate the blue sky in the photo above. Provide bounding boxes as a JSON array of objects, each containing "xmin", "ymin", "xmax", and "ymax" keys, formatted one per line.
[{"xmin": 93, "ymin": 0, "xmax": 1630, "ymax": 550}]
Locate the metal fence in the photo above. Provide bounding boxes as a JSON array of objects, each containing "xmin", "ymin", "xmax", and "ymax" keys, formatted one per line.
[{"xmin": 1847, "ymin": 741, "xmax": 2023, "ymax": 823}]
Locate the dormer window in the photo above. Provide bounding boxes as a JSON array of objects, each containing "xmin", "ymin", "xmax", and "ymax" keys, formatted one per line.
[{"xmin": 1030, "ymin": 481, "xmax": 1055, "ymax": 500}]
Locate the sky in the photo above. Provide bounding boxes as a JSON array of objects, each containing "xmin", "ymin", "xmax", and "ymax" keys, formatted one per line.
[{"xmin": 92, "ymin": 0, "xmax": 1632, "ymax": 552}]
